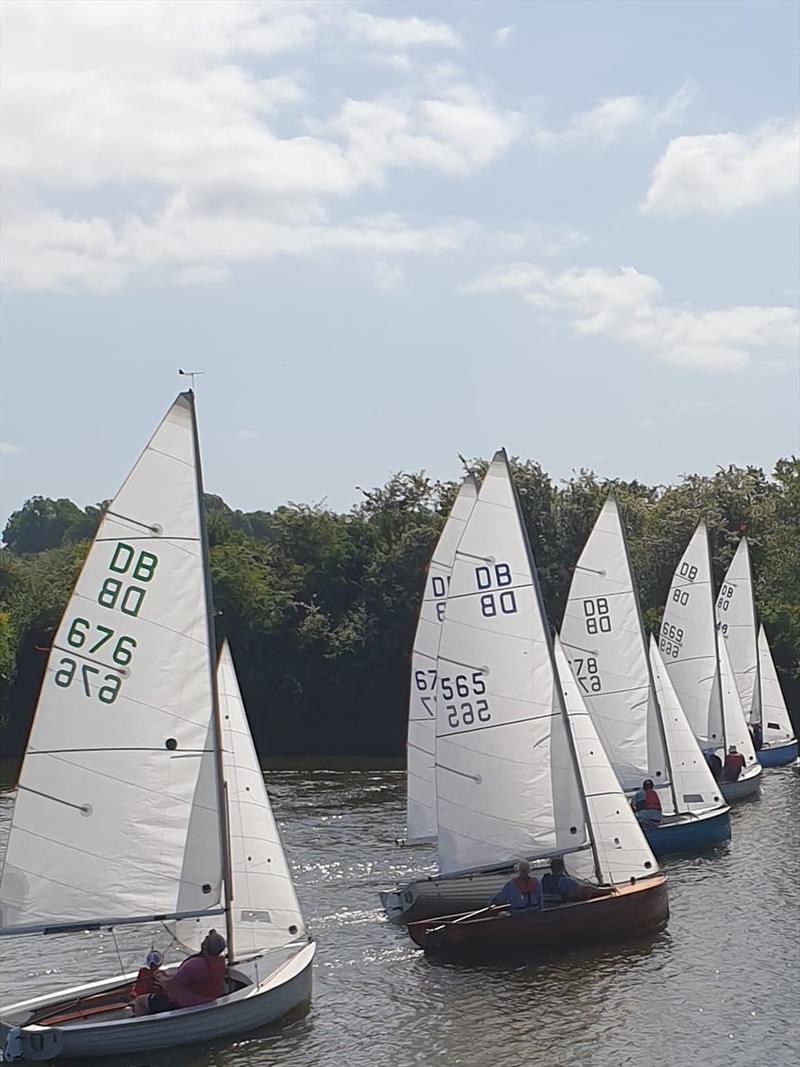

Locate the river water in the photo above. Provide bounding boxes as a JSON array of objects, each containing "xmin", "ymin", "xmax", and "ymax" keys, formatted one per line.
[{"xmin": 1, "ymin": 765, "xmax": 798, "ymax": 1067}]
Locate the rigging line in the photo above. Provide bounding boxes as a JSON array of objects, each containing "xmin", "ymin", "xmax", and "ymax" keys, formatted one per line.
[
  {"xmin": 146, "ymin": 445, "xmax": 194, "ymax": 467},
  {"xmin": 436, "ymin": 710, "xmax": 556, "ymax": 740},
  {"xmin": 445, "ymin": 581, "xmax": 534, "ymax": 602},
  {"xmin": 110, "ymin": 927, "xmax": 125, "ymax": 974}
]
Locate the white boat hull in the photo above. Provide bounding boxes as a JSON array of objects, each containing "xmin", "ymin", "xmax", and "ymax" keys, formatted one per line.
[
  {"xmin": 1, "ymin": 943, "xmax": 314, "ymax": 1062},
  {"xmin": 720, "ymin": 764, "xmax": 762, "ymax": 802}
]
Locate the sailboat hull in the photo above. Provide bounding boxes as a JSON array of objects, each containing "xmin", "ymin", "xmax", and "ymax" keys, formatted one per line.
[
  {"xmin": 720, "ymin": 765, "xmax": 762, "ymax": 802},
  {"xmin": 758, "ymin": 739, "xmax": 798, "ymax": 767},
  {"xmin": 381, "ymin": 864, "xmax": 518, "ymax": 925},
  {"xmin": 641, "ymin": 808, "xmax": 730, "ymax": 856},
  {"xmin": 0, "ymin": 943, "xmax": 314, "ymax": 1062},
  {"xmin": 407, "ymin": 876, "xmax": 668, "ymax": 957}
]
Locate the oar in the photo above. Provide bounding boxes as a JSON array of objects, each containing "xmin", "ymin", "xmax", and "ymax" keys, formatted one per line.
[{"xmin": 428, "ymin": 903, "xmax": 508, "ymax": 933}]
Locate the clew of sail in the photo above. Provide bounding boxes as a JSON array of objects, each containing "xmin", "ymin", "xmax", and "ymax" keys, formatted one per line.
[
  {"xmin": 174, "ymin": 643, "xmax": 307, "ymax": 958},
  {"xmin": 757, "ymin": 626, "xmax": 796, "ymax": 747},
  {"xmin": 716, "ymin": 539, "xmax": 760, "ymax": 724},
  {"xmin": 406, "ymin": 476, "xmax": 478, "ymax": 845},
  {"xmin": 0, "ymin": 393, "xmax": 224, "ymax": 935},
  {"xmin": 560, "ymin": 497, "xmax": 669, "ymax": 794},
  {"xmin": 660, "ymin": 524, "xmax": 724, "ymax": 751},
  {"xmin": 434, "ymin": 451, "xmax": 590, "ymax": 877},
  {"xmin": 554, "ymin": 639, "xmax": 660, "ymax": 885},
  {"xmin": 649, "ymin": 638, "xmax": 726, "ymax": 813}
]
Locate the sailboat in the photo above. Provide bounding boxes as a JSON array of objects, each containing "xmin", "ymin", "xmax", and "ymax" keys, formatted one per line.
[
  {"xmin": 384, "ymin": 452, "xmax": 668, "ymax": 947},
  {"xmin": 560, "ymin": 498, "xmax": 730, "ymax": 856},
  {"xmin": 405, "ymin": 476, "xmax": 478, "ymax": 846},
  {"xmin": 716, "ymin": 538, "xmax": 797, "ymax": 767},
  {"xmin": 0, "ymin": 394, "xmax": 314, "ymax": 1063},
  {"xmin": 660, "ymin": 523, "xmax": 762, "ymax": 801}
]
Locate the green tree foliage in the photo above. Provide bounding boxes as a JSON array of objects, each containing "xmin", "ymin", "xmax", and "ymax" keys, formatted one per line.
[{"xmin": 0, "ymin": 459, "xmax": 797, "ymax": 761}]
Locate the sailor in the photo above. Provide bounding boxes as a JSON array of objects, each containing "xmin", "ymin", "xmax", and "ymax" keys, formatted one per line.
[
  {"xmin": 722, "ymin": 746, "xmax": 746, "ymax": 782},
  {"xmin": 130, "ymin": 949, "xmax": 164, "ymax": 1000},
  {"xmin": 491, "ymin": 859, "xmax": 543, "ymax": 911},
  {"xmin": 541, "ymin": 857, "xmax": 585, "ymax": 902},
  {"xmin": 704, "ymin": 749, "xmax": 723, "ymax": 780},
  {"xmin": 134, "ymin": 930, "xmax": 227, "ymax": 1016},
  {"xmin": 631, "ymin": 779, "xmax": 663, "ymax": 825}
]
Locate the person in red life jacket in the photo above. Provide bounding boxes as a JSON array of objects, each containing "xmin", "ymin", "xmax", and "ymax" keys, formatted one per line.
[
  {"xmin": 130, "ymin": 949, "xmax": 164, "ymax": 1000},
  {"xmin": 722, "ymin": 746, "xmax": 746, "ymax": 782},
  {"xmin": 134, "ymin": 930, "xmax": 227, "ymax": 1016},
  {"xmin": 631, "ymin": 779, "xmax": 663, "ymax": 826},
  {"xmin": 491, "ymin": 859, "xmax": 543, "ymax": 912}
]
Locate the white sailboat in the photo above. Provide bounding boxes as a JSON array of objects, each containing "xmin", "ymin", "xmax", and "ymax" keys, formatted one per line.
[
  {"xmin": 405, "ymin": 476, "xmax": 478, "ymax": 846},
  {"xmin": 560, "ymin": 498, "xmax": 729, "ymax": 855},
  {"xmin": 383, "ymin": 452, "xmax": 667, "ymax": 941},
  {"xmin": 0, "ymin": 394, "xmax": 314, "ymax": 1063},
  {"xmin": 716, "ymin": 538, "xmax": 797, "ymax": 766},
  {"xmin": 660, "ymin": 523, "xmax": 762, "ymax": 801}
]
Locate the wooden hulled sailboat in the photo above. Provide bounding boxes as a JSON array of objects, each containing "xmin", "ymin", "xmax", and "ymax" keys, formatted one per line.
[
  {"xmin": 716, "ymin": 538, "xmax": 797, "ymax": 767},
  {"xmin": 0, "ymin": 394, "xmax": 314, "ymax": 1063},
  {"xmin": 403, "ymin": 476, "xmax": 478, "ymax": 847},
  {"xmin": 660, "ymin": 524, "xmax": 762, "ymax": 801},
  {"xmin": 383, "ymin": 452, "xmax": 668, "ymax": 946},
  {"xmin": 560, "ymin": 498, "xmax": 730, "ymax": 856}
]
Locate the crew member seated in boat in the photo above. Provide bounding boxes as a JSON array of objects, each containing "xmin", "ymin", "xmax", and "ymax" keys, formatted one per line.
[
  {"xmin": 541, "ymin": 857, "xmax": 588, "ymax": 902},
  {"xmin": 750, "ymin": 723, "xmax": 763, "ymax": 751},
  {"xmin": 631, "ymin": 779, "xmax": 663, "ymax": 825},
  {"xmin": 722, "ymin": 746, "xmax": 746, "ymax": 782},
  {"xmin": 134, "ymin": 930, "xmax": 227, "ymax": 1016},
  {"xmin": 491, "ymin": 859, "xmax": 543, "ymax": 911},
  {"xmin": 130, "ymin": 949, "xmax": 164, "ymax": 1000},
  {"xmin": 704, "ymin": 749, "xmax": 723, "ymax": 780}
]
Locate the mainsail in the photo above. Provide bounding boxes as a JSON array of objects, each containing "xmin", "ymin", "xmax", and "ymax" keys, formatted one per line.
[
  {"xmin": 406, "ymin": 476, "xmax": 478, "ymax": 845},
  {"xmin": 176, "ymin": 643, "xmax": 306, "ymax": 958},
  {"xmin": 758, "ymin": 626, "xmax": 797, "ymax": 747},
  {"xmin": 0, "ymin": 393, "xmax": 225, "ymax": 935},
  {"xmin": 716, "ymin": 538, "xmax": 760, "ymax": 723},
  {"xmin": 560, "ymin": 497, "xmax": 670, "ymax": 795},
  {"xmin": 434, "ymin": 451, "xmax": 657, "ymax": 886}
]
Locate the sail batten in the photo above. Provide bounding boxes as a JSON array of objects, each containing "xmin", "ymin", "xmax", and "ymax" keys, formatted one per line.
[{"xmin": 0, "ymin": 394, "xmax": 225, "ymax": 935}]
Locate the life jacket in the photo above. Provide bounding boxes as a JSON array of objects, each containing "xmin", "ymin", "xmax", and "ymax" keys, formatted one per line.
[
  {"xmin": 188, "ymin": 954, "xmax": 226, "ymax": 1001},
  {"xmin": 130, "ymin": 967, "xmax": 158, "ymax": 998},
  {"xmin": 642, "ymin": 788, "xmax": 661, "ymax": 812},
  {"xmin": 724, "ymin": 753, "xmax": 745, "ymax": 780},
  {"xmin": 511, "ymin": 875, "xmax": 539, "ymax": 906}
]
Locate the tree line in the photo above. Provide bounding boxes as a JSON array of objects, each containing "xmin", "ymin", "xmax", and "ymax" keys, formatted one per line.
[{"xmin": 1, "ymin": 457, "xmax": 797, "ymax": 767}]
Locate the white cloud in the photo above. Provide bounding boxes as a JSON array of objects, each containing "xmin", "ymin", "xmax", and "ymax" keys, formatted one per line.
[
  {"xmin": 642, "ymin": 119, "xmax": 800, "ymax": 216},
  {"xmin": 0, "ymin": 443, "xmax": 23, "ymax": 455},
  {"xmin": 465, "ymin": 263, "xmax": 800, "ymax": 370},
  {"xmin": 535, "ymin": 82, "xmax": 696, "ymax": 147},
  {"xmin": 0, "ymin": 0, "xmax": 516, "ymax": 291},
  {"xmin": 491, "ymin": 26, "xmax": 514, "ymax": 48},
  {"xmin": 371, "ymin": 261, "xmax": 405, "ymax": 291}
]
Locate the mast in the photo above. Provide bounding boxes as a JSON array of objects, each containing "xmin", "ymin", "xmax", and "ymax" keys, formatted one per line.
[
  {"xmin": 188, "ymin": 389, "xmax": 235, "ymax": 962},
  {"xmin": 706, "ymin": 527, "xmax": 727, "ymax": 751},
  {"xmin": 507, "ymin": 455, "xmax": 603, "ymax": 884},
  {"xmin": 616, "ymin": 498, "xmax": 678, "ymax": 812}
]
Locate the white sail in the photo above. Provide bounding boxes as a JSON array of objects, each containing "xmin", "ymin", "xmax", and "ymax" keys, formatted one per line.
[
  {"xmin": 406, "ymin": 477, "xmax": 478, "ymax": 845},
  {"xmin": 435, "ymin": 451, "xmax": 589, "ymax": 877},
  {"xmin": 716, "ymin": 538, "xmax": 760, "ymax": 723},
  {"xmin": 560, "ymin": 497, "xmax": 669, "ymax": 793},
  {"xmin": 554, "ymin": 639, "xmax": 660, "ymax": 886},
  {"xmin": 718, "ymin": 637, "xmax": 759, "ymax": 769},
  {"xmin": 176, "ymin": 643, "xmax": 306, "ymax": 957},
  {"xmin": 758, "ymin": 626, "xmax": 796, "ymax": 746},
  {"xmin": 649, "ymin": 638, "xmax": 726, "ymax": 813},
  {"xmin": 0, "ymin": 393, "xmax": 224, "ymax": 934},
  {"xmin": 660, "ymin": 524, "xmax": 724, "ymax": 750}
]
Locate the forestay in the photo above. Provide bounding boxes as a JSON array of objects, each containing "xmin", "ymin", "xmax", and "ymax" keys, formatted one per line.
[
  {"xmin": 175, "ymin": 643, "xmax": 306, "ymax": 958},
  {"xmin": 660, "ymin": 524, "xmax": 724, "ymax": 750},
  {"xmin": 434, "ymin": 451, "xmax": 589, "ymax": 877},
  {"xmin": 0, "ymin": 393, "xmax": 224, "ymax": 934},
  {"xmin": 716, "ymin": 539, "xmax": 760, "ymax": 724},
  {"xmin": 649, "ymin": 638, "xmax": 725, "ymax": 813},
  {"xmin": 406, "ymin": 477, "xmax": 478, "ymax": 845},
  {"xmin": 561, "ymin": 497, "xmax": 669, "ymax": 793},
  {"xmin": 758, "ymin": 627, "xmax": 796, "ymax": 746},
  {"xmin": 554, "ymin": 639, "xmax": 659, "ymax": 886}
]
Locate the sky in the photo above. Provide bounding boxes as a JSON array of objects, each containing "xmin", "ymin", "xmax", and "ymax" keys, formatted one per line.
[{"xmin": 1, "ymin": 0, "xmax": 798, "ymax": 525}]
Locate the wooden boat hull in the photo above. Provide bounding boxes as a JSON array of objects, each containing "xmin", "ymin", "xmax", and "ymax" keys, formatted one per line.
[
  {"xmin": 381, "ymin": 865, "xmax": 517, "ymax": 925},
  {"xmin": 720, "ymin": 764, "xmax": 762, "ymax": 802},
  {"xmin": 407, "ymin": 876, "xmax": 668, "ymax": 957},
  {"xmin": 0, "ymin": 943, "xmax": 314, "ymax": 1062},
  {"xmin": 641, "ymin": 807, "xmax": 731, "ymax": 856},
  {"xmin": 758, "ymin": 739, "xmax": 798, "ymax": 767}
]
